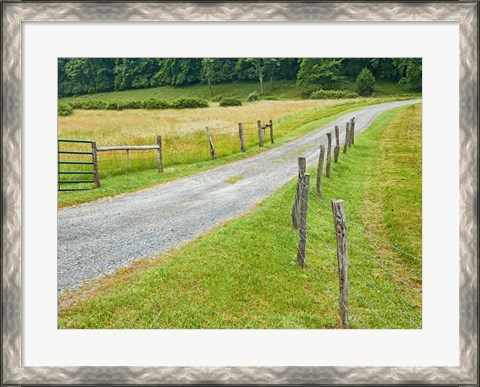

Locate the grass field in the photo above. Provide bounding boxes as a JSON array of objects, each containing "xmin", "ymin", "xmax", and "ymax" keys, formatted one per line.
[
  {"xmin": 58, "ymin": 97, "xmax": 407, "ymax": 207},
  {"xmin": 59, "ymin": 80, "xmax": 417, "ymax": 105},
  {"xmin": 58, "ymin": 103, "xmax": 422, "ymax": 329}
]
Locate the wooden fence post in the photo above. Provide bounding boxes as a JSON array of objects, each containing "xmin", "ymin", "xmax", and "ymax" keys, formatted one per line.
[
  {"xmin": 126, "ymin": 149, "xmax": 131, "ymax": 169},
  {"xmin": 343, "ymin": 122, "xmax": 350, "ymax": 154},
  {"xmin": 291, "ymin": 157, "xmax": 306, "ymax": 229},
  {"xmin": 257, "ymin": 120, "xmax": 264, "ymax": 147},
  {"xmin": 316, "ymin": 144, "xmax": 325, "ymax": 198},
  {"xmin": 326, "ymin": 132, "xmax": 332, "ymax": 177},
  {"xmin": 350, "ymin": 117, "xmax": 355, "ymax": 145},
  {"xmin": 206, "ymin": 127, "xmax": 217, "ymax": 160},
  {"xmin": 331, "ymin": 199, "xmax": 349, "ymax": 329},
  {"xmin": 91, "ymin": 141, "xmax": 100, "ymax": 188},
  {"xmin": 334, "ymin": 125, "xmax": 340, "ymax": 163},
  {"xmin": 297, "ymin": 173, "xmax": 310, "ymax": 268},
  {"xmin": 269, "ymin": 119, "xmax": 274, "ymax": 144},
  {"xmin": 238, "ymin": 122, "xmax": 246, "ymax": 152},
  {"xmin": 156, "ymin": 135, "xmax": 164, "ymax": 173}
]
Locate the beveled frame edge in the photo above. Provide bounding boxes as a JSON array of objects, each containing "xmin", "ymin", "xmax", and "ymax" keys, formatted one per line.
[{"xmin": 1, "ymin": 1, "xmax": 477, "ymax": 386}]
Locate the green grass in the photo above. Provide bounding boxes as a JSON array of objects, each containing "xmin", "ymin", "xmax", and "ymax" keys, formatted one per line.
[
  {"xmin": 60, "ymin": 80, "xmax": 303, "ymax": 104},
  {"xmin": 58, "ymin": 97, "xmax": 411, "ymax": 208},
  {"xmin": 60, "ymin": 80, "xmax": 419, "ymax": 105},
  {"xmin": 58, "ymin": 104, "xmax": 422, "ymax": 329}
]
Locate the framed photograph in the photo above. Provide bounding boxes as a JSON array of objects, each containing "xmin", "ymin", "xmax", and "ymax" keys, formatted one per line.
[{"xmin": 2, "ymin": 1, "xmax": 478, "ymax": 385}]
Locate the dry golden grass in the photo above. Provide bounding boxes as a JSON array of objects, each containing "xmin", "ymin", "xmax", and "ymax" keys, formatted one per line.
[{"xmin": 58, "ymin": 99, "xmax": 357, "ymax": 145}]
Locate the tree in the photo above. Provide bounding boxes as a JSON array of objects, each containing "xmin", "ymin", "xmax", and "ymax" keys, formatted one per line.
[
  {"xmin": 356, "ymin": 68, "xmax": 375, "ymax": 96},
  {"xmin": 296, "ymin": 58, "xmax": 343, "ymax": 90},
  {"xmin": 243, "ymin": 58, "xmax": 278, "ymax": 94},
  {"xmin": 201, "ymin": 58, "xmax": 216, "ymax": 96},
  {"xmin": 393, "ymin": 58, "xmax": 422, "ymax": 91}
]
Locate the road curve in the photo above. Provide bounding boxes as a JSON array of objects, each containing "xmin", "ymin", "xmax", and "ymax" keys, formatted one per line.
[{"xmin": 58, "ymin": 99, "xmax": 421, "ymax": 292}]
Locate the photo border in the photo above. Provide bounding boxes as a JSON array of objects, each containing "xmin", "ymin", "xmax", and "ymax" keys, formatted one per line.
[{"xmin": 2, "ymin": 1, "xmax": 478, "ymax": 385}]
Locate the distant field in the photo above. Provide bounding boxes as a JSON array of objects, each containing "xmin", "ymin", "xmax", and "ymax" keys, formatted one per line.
[{"xmin": 58, "ymin": 98, "xmax": 404, "ymax": 207}]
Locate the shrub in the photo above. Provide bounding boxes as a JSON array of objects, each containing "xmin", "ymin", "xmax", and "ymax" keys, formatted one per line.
[
  {"xmin": 141, "ymin": 98, "xmax": 171, "ymax": 110},
  {"xmin": 247, "ymin": 91, "xmax": 259, "ymax": 102},
  {"xmin": 219, "ymin": 97, "xmax": 242, "ymax": 107},
  {"xmin": 78, "ymin": 100, "xmax": 108, "ymax": 110},
  {"xmin": 356, "ymin": 68, "xmax": 376, "ymax": 96},
  {"xmin": 262, "ymin": 95, "xmax": 278, "ymax": 101},
  {"xmin": 58, "ymin": 103, "xmax": 73, "ymax": 116},
  {"xmin": 170, "ymin": 97, "xmax": 209, "ymax": 109},
  {"xmin": 310, "ymin": 89, "xmax": 359, "ymax": 99}
]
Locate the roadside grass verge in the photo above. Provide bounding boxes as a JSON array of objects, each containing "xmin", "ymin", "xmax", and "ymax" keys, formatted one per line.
[
  {"xmin": 58, "ymin": 97, "xmax": 418, "ymax": 207},
  {"xmin": 58, "ymin": 104, "xmax": 422, "ymax": 329}
]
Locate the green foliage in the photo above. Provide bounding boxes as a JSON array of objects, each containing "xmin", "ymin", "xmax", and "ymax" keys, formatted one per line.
[
  {"xmin": 58, "ymin": 103, "xmax": 73, "ymax": 116},
  {"xmin": 58, "ymin": 58, "xmax": 411, "ymax": 98},
  {"xmin": 297, "ymin": 58, "xmax": 344, "ymax": 90},
  {"xmin": 393, "ymin": 59, "xmax": 422, "ymax": 91},
  {"xmin": 219, "ymin": 97, "xmax": 242, "ymax": 107},
  {"xmin": 247, "ymin": 91, "xmax": 259, "ymax": 101},
  {"xmin": 356, "ymin": 68, "xmax": 376, "ymax": 96},
  {"xmin": 170, "ymin": 97, "xmax": 209, "ymax": 109},
  {"xmin": 69, "ymin": 100, "xmax": 107, "ymax": 110},
  {"xmin": 310, "ymin": 89, "xmax": 359, "ymax": 99},
  {"xmin": 141, "ymin": 98, "xmax": 170, "ymax": 109},
  {"xmin": 262, "ymin": 95, "xmax": 278, "ymax": 101}
]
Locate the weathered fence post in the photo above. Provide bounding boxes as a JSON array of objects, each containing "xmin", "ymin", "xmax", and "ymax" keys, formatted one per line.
[
  {"xmin": 156, "ymin": 135, "xmax": 164, "ymax": 173},
  {"xmin": 316, "ymin": 144, "xmax": 325, "ymax": 198},
  {"xmin": 350, "ymin": 117, "xmax": 355, "ymax": 145},
  {"xmin": 334, "ymin": 125, "xmax": 340, "ymax": 163},
  {"xmin": 291, "ymin": 157, "xmax": 306, "ymax": 229},
  {"xmin": 206, "ymin": 127, "xmax": 217, "ymax": 160},
  {"xmin": 343, "ymin": 122, "xmax": 350, "ymax": 154},
  {"xmin": 269, "ymin": 119, "xmax": 274, "ymax": 144},
  {"xmin": 257, "ymin": 120, "xmax": 264, "ymax": 147},
  {"xmin": 297, "ymin": 173, "xmax": 310, "ymax": 268},
  {"xmin": 326, "ymin": 132, "xmax": 332, "ymax": 177},
  {"xmin": 91, "ymin": 141, "xmax": 100, "ymax": 188},
  {"xmin": 238, "ymin": 122, "xmax": 246, "ymax": 152},
  {"xmin": 126, "ymin": 149, "xmax": 131, "ymax": 169},
  {"xmin": 331, "ymin": 199, "xmax": 349, "ymax": 329}
]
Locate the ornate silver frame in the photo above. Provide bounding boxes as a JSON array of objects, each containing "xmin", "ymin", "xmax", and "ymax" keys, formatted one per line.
[{"xmin": 2, "ymin": 1, "xmax": 478, "ymax": 385}]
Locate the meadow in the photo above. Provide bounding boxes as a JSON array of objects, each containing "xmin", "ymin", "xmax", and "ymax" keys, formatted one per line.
[
  {"xmin": 58, "ymin": 84, "xmax": 419, "ymax": 208},
  {"xmin": 58, "ymin": 104, "xmax": 422, "ymax": 329}
]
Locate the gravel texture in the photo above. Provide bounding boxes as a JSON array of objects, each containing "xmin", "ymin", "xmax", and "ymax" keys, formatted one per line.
[{"xmin": 58, "ymin": 99, "xmax": 421, "ymax": 293}]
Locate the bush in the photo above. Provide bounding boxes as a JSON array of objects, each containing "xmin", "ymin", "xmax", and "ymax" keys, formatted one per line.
[
  {"xmin": 310, "ymin": 89, "xmax": 359, "ymax": 99},
  {"xmin": 247, "ymin": 91, "xmax": 259, "ymax": 102},
  {"xmin": 141, "ymin": 98, "xmax": 171, "ymax": 110},
  {"xmin": 356, "ymin": 68, "xmax": 376, "ymax": 96},
  {"xmin": 262, "ymin": 96, "xmax": 278, "ymax": 101},
  {"xmin": 219, "ymin": 97, "xmax": 242, "ymax": 107},
  {"xmin": 58, "ymin": 103, "xmax": 73, "ymax": 116},
  {"xmin": 170, "ymin": 97, "xmax": 209, "ymax": 109},
  {"xmin": 74, "ymin": 99, "xmax": 107, "ymax": 110}
]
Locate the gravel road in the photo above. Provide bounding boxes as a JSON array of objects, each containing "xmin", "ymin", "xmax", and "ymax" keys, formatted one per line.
[{"xmin": 58, "ymin": 99, "xmax": 421, "ymax": 293}]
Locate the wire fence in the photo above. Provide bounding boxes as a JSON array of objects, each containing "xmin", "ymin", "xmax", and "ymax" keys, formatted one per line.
[
  {"xmin": 68, "ymin": 120, "xmax": 274, "ymax": 181},
  {"xmin": 290, "ymin": 117, "xmax": 422, "ymax": 329}
]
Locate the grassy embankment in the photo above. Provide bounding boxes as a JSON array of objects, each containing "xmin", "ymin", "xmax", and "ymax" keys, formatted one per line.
[
  {"xmin": 58, "ymin": 103, "xmax": 422, "ymax": 329},
  {"xmin": 60, "ymin": 80, "xmax": 417, "ymax": 104}
]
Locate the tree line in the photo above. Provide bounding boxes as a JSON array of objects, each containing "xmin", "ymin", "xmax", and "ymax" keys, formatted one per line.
[{"xmin": 58, "ymin": 58, "xmax": 421, "ymax": 97}]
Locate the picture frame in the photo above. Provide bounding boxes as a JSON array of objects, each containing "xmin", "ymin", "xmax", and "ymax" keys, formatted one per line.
[{"xmin": 2, "ymin": 1, "xmax": 477, "ymax": 385}]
